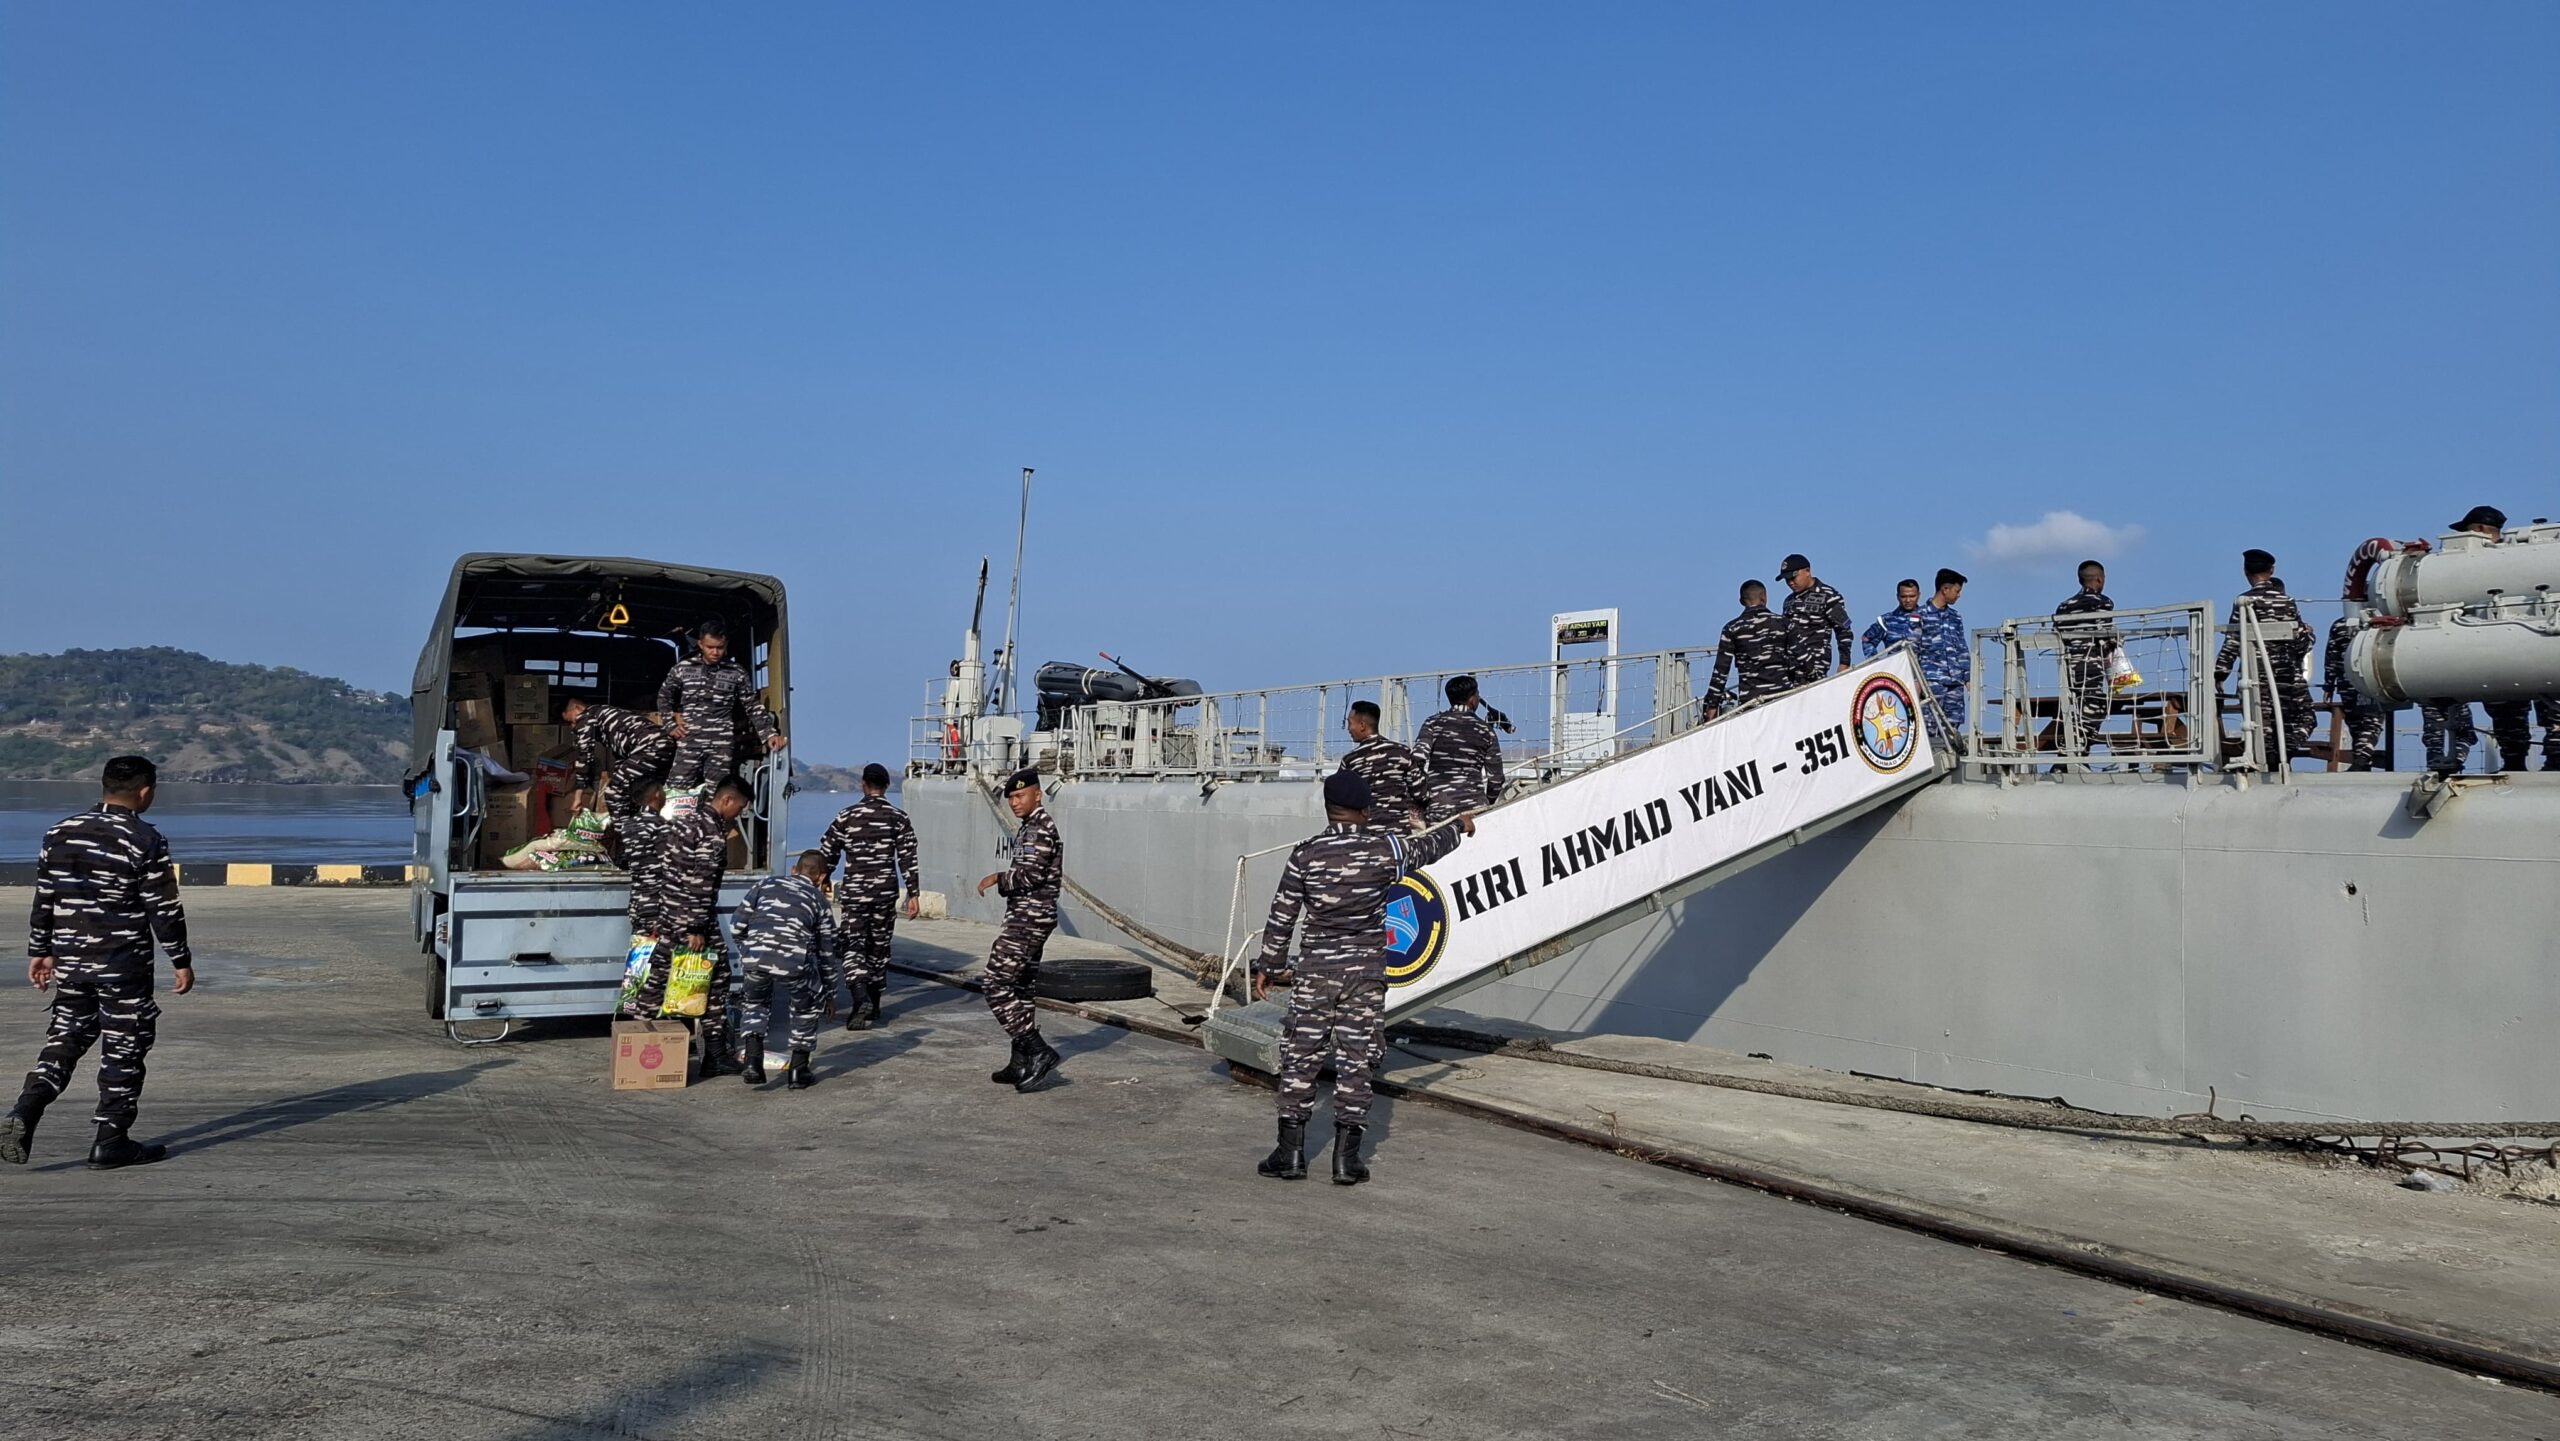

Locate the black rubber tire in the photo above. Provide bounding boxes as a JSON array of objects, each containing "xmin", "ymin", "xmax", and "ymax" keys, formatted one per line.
[{"xmin": 1033, "ymin": 956, "xmax": 1153, "ymax": 1003}]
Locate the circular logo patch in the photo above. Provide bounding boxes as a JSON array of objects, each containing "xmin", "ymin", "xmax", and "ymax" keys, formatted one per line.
[
  {"xmin": 638, "ymin": 1043, "xmax": 667, "ymax": 1071},
  {"xmin": 1382, "ymin": 871, "xmax": 1449, "ymax": 988},
  {"xmin": 1852, "ymin": 674, "xmax": 1919, "ymax": 773}
]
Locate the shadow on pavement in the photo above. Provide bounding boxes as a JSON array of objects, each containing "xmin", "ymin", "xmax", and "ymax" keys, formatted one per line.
[
  {"xmin": 496, "ymin": 1342, "xmax": 790, "ymax": 1440},
  {"xmin": 152, "ymin": 1060, "xmax": 511, "ymax": 1158}
]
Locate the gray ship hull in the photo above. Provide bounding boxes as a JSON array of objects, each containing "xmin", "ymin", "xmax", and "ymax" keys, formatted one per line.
[{"xmin": 903, "ymin": 772, "xmax": 2559, "ymax": 1123}]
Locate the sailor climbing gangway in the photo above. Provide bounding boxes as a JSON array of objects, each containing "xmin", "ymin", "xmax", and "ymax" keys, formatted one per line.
[{"xmin": 1204, "ymin": 649, "xmax": 1956, "ymax": 1074}]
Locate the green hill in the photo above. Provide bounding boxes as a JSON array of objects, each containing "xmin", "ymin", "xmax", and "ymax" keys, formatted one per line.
[{"xmin": 0, "ymin": 647, "xmax": 412, "ymax": 784}]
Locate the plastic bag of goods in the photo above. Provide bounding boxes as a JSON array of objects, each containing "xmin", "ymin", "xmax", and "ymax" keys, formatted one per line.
[
  {"xmin": 618, "ymin": 935, "xmax": 658, "ymax": 1012},
  {"xmin": 2105, "ymin": 646, "xmax": 2143, "ymax": 693},
  {"xmin": 659, "ymin": 949, "xmax": 715, "ymax": 1018}
]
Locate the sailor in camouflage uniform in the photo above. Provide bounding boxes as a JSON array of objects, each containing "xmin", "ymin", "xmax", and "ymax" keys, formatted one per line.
[
  {"xmin": 1915, "ymin": 569, "xmax": 1971, "ymax": 746},
  {"xmin": 658, "ymin": 619, "xmax": 786, "ymax": 790},
  {"xmin": 2212, "ymin": 550, "xmax": 2317, "ymax": 767},
  {"xmin": 2053, "ymin": 562, "xmax": 2120, "ymax": 763},
  {"xmin": 1859, "ymin": 579, "xmax": 1924, "ymax": 659},
  {"xmin": 5, "ymin": 756, "xmax": 194, "ymax": 1171},
  {"xmin": 2444, "ymin": 507, "xmax": 2539, "ymax": 773},
  {"xmin": 2323, "ymin": 616, "xmax": 2389, "ymax": 772},
  {"xmin": 1251, "ymin": 770, "xmax": 1462, "ymax": 1185},
  {"xmin": 1341, "ymin": 701, "xmax": 1427, "ymax": 834},
  {"xmin": 814, "ymin": 763, "xmax": 920, "ymax": 1029},
  {"xmin": 625, "ymin": 775, "xmax": 753, "ymax": 1072},
  {"xmin": 560, "ymin": 695, "xmax": 673, "ymax": 818},
  {"xmin": 1413, "ymin": 676, "xmax": 1504, "ymax": 824},
  {"xmin": 1705, "ymin": 580, "xmax": 1792, "ymax": 719},
  {"xmin": 1778, "ymin": 554, "xmax": 1853, "ymax": 685},
  {"xmin": 975, "ymin": 769, "xmax": 1064, "ymax": 1093},
  {"xmin": 731, "ymin": 852, "xmax": 840, "ymax": 1091}
]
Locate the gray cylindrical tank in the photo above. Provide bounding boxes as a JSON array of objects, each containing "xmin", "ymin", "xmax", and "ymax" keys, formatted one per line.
[
  {"xmin": 2349, "ymin": 621, "xmax": 2560, "ymax": 703},
  {"xmin": 2368, "ymin": 521, "xmax": 2560, "ymax": 618}
]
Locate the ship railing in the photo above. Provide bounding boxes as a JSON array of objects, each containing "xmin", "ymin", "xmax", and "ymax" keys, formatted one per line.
[
  {"xmin": 1968, "ymin": 598, "xmax": 2391, "ymax": 778},
  {"xmin": 923, "ymin": 645, "xmax": 1718, "ymax": 783}
]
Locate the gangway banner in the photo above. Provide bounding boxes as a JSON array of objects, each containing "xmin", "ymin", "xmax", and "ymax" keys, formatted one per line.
[{"xmin": 1383, "ymin": 651, "xmax": 1937, "ymax": 1002}]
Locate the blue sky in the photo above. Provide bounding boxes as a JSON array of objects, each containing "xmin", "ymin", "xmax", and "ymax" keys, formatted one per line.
[{"xmin": 4, "ymin": 4, "xmax": 2553, "ymax": 763}]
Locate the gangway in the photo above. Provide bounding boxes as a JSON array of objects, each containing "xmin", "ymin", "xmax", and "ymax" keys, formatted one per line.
[{"xmin": 1202, "ymin": 651, "xmax": 1955, "ymax": 1074}]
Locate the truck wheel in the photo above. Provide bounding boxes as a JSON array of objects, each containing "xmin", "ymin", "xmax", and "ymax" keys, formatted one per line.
[{"xmin": 1033, "ymin": 957, "xmax": 1153, "ymax": 1003}]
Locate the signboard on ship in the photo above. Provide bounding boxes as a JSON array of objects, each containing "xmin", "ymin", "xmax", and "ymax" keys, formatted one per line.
[{"xmin": 1382, "ymin": 651, "xmax": 1936, "ymax": 1001}]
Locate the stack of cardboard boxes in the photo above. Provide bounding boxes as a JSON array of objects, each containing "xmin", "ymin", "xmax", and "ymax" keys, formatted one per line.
[{"xmin": 451, "ymin": 662, "xmax": 580, "ymax": 868}]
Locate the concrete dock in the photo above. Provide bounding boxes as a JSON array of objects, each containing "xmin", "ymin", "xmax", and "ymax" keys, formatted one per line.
[{"xmin": 1, "ymin": 888, "xmax": 2553, "ymax": 1439}]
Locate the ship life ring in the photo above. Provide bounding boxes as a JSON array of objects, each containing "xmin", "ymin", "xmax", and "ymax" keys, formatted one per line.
[{"xmin": 944, "ymin": 721, "xmax": 964, "ymax": 760}]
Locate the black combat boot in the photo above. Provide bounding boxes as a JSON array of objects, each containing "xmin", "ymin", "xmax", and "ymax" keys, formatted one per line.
[
  {"xmin": 1257, "ymin": 1120, "xmax": 1308, "ymax": 1180},
  {"xmin": 86, "ymin": 1124, "xmax": 166, "ymax": 1170},
  {"xmin": 0, "ymin": 1081, "xmax": 54, "ymax": 1166},
  {"xmin": 1013, "ymin": 1032, "xmax": 1061, "ymax": 1093},
  {"xmin": 1332, "ymin": 1124, "xmax": 1370, "ymax": 1186},
  {"xmin": 784, "ymin": 1049, "xmax": 814, "ymax": 1090},
  {"xmin": 864, "ymin": 982, "xmax": 885, "ymax": 1024},
  {"xmin": 738, "ymin": 1035, "xmax": 766, "ymax": 1086},
  {"xmin": 990, "ymin": 1036, "xmax": 1028, "ymax": 1086}
]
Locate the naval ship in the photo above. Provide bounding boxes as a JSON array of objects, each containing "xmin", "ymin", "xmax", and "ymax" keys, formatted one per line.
[{"xmin": 900, "ymin": 517, "xmax": 2560, "ymax": 1126}]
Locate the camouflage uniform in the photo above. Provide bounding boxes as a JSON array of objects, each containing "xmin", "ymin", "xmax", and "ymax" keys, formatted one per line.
[
  {"xmin": 624, "ymin": 805, "xmax": 734, "ymax": 1056},
  {"xmin": 1783, "ymin": 580, "xmax": 1853, "ymax": 684},
  {"xmin": 815, "ymin": 794, "xmax": 919, "ymax": 998},
  {"xmin": 2323, "ymin": 619, "xmax": 2389, "ymax": 771},
  {"xmin": 1413, "ymin": 707, "xmax": 1503, "ymax": 824},
  {"xmin": 2539, "ymin": 697, "xmax": 2560, "ymax": 771},
  {"xmin": 2213, "ymin": 580, "xmax": 2316, "ymax": 764},
  {"xmin": 1706, "ymin": 604, "xmax": 1793, "ymax": 715},
  {"xmin": 571, "ymin": 702, "xmax": 673, "ymax": 817},
  {"xmin": 2054, "ymin": 588, "xmax": 2120, "ymax": 759},
  {"xmin": 985, "ymin": 803, "xmax": 1062, "ymax": 1039},
  {"xmin": 2481, "ymin": 700, "xmax": 2535, "ymax": 774},
  {"xmin": 1914, "ymin": 603, "xmax": 1970, "ymax": 744},
  {"xmin": 1859, "ymin": 605, "xmax": 1923, "ymax": 659},
  {"xmin": 1256, "ymin": 821, "xmax": 1459, "ymax": 1128},
  {"xmin": 2419, "ymin": 701, "xmax": 2477, "ymax": 771},
  {"xmin": 733, "ymin": 872, "xmax": 838, "ymax": 1055},
  {"xmin": 1341, "ymin": 735, "xmax": 1428, "ymax": 833},
  {"xmin": 658, "ymin": 655, "xmax": 780, "ymax": 789},
  {"xmin": 20, "ymin": 805, "xmax": 191, "ymax": 1131}
]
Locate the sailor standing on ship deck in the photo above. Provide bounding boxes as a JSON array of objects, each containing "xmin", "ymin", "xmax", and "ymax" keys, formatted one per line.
[
  {"xmin": 2446, "ymin": 506, "xmax": 2540, "ymax": 774},
  {"xmin": 1859, "ymin": 579, "xmax": 1924, "ymax": 660},
  {"xmin": 1341, "ymin": 702, "xmax": 1427, "ymax": 834},
  {"xmin": 1252, "ymin": 770, "xmax": 1461, "ymax": 1186},
  {"xmin": 1414, "ymin": 676, "xmax": 1504, "ymax": 824},
  {"xmin": 659, "ymin": 619, "xmax": 786, "ymax": 790},
  {"xmin": 4, "ymin": 755, "xmax": 194, "ymax": 1171},
  {"xmin": 976, "ymin": 769, "xmax": 1064, "ymax": 1093},
  {"xmin": 2212, "ymin": 550, "xmax": 2316, "ymax": 768},
  {"xmin": 814, "ymin": 764, "xmax": 921, "ymax": 1030},
  {"xmin": 1914, "ymin": 569, "xmax": 1971, "ymax": 746},
  {"xmin": 2053, "ymin": 562, "xmax": 2120, "ymax": 765},
  {"xmin": 1778, "ymin": 554, "xmax": 1853, "ymax": 684},
  {"xmin": 1704, "ymin": 580, "xmax": 1793, "ymax": 720}
]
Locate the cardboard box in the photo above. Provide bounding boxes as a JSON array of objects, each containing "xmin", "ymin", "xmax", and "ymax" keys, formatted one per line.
[
  {"xmin": 611, "ymin": 1019, "xmax": 694, "ymax": 1091},
  {"xmin": 512, "ymin": 724, "xmax": 566, "ymax": 763},
  {"xmin": 453, "ymin": 696, "xmax": 503, "ymax": 750},
  {"xmin": 503, "ymin": 674, "xmax": 552, "ymax": 725},
  {"xmin": 481, "ymin": 784, "xmax": 534, "ymax": 860},
  {"xmin": 450, "ymin": 670, "xmax": 495, "ymax": 701}
]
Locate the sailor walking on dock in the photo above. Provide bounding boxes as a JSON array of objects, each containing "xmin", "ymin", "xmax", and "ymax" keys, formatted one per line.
[
  {"xmin": 1414, "ymin": 676, "xmax": 1505, "ymax": 823},
  {"xmin": 5, "ymin": 756, "xmax": 194, "ymax": 1171},
  {"xmin": 732, "ymin": 852, "xmax": 840, "ymax": 1090},
  {"xmin": 815, "ymin": 764, "xmax": 921, "ymax": 1029},
  {"xmin": 659, "ymin": 619, "xmax": 786, "ymax": 789},
  {"xmin": 1252, "ymin": 770, "xmax": 1462, "ymax": 1185},
  {"xmin": 976, "ymin": 769, "xmax": 1064, "ymax": 1093},
  {"xmin": 1341, "ymin": 702, "xmax": 1427, "ymax": 834}
]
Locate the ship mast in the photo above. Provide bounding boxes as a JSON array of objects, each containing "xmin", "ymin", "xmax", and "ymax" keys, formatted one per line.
[{"xmin": 994, "ymin": 467, "xmax": 1033, "ymax": 716}]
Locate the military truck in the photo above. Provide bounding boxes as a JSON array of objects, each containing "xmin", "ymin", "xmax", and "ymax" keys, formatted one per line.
[{"xmin": 407, "ymin": 554, "xmax": 791, "ymax": 1041}]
